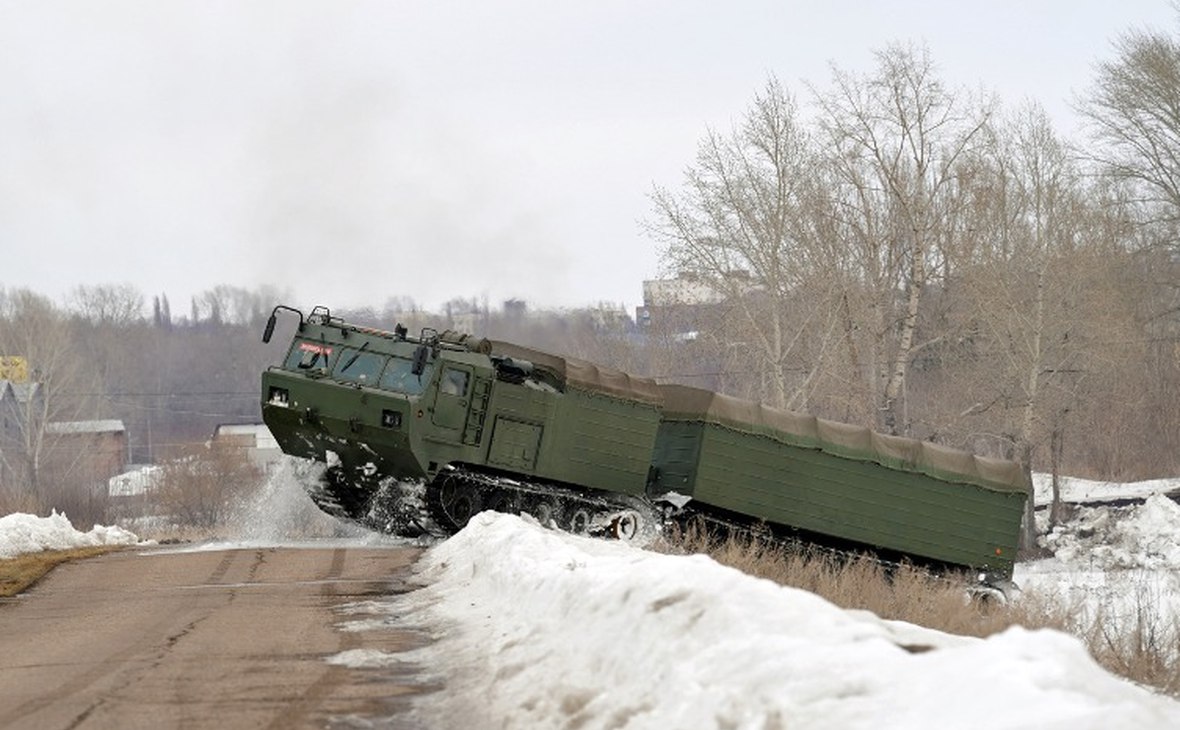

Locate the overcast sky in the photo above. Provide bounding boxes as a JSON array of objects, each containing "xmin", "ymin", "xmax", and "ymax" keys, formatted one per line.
[{"xmin": 1, "ymin": 1, "xmax": 1176, "ymax": 316}]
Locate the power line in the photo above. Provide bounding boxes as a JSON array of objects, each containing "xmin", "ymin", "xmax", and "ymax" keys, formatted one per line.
[{"xmin": 61, "ymin": 391, "xmax": 258, "ymax": 397}]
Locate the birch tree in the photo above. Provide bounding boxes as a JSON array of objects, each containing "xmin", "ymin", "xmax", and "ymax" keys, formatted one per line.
[
  {"xmin": 647, "ymin": 78, "xmax": 837, "ymax": 409},
  {"xmin": 964, "ymin": 106, "xmax": 1085, "ymax": 538},
  {"xmin": 1080, "ymin": 24, "xmax": 1180, "ymax": 233},
  {"xmin": 812, "ymin": 43, "xmax": 993, "ymax": 434},
  {"xmin": 1080, "ymin": 20, "xmax": 1180, "ymax": 472}
]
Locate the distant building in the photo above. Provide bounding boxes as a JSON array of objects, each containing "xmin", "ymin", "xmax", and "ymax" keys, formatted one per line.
[
  {"xmin": 108, "ymin": 464, "xmax": 164, "ymax": 498},
  {"xmin": 642, "ymin": 276, "xmax": 728, "ymax": 308},
  {"xmin": 503, "ymin": 299, "xmax": 528, "ymax": 321},
  {"xmin": 211, "ymin": 423, "xmax": 283, "ymax": 473},
  {"xmin": 43, "ymin": 420, "xmax": 129, "ymax": 491},
  {"xmin": 584, "ymin": 303, "xmax": 632, "ymax": 332},
  {"xmin": 635, "ymin": 273, "xmax": 764, "ymax": 391},
  {"xmin": 0, "ymin": 381, "xmax": 17, "ymax": 487},
  {"xmin": 0, "ymin": 379, "xmax": 45, "ymax": 489},
  {"xmin": 637, "ymin": 273, "xmax": 739, "ymax": 335}
]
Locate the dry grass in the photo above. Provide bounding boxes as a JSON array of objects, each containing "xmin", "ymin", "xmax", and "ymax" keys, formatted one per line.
[
  {"xmin": 661, "ymin": 524, "xmax": 1179, "ymax": 697},
  {"xmin": 1078, "ymin": 578, "xmax": 1180, "ymax": 697},
  {"xmin": 151, "ymin": 442, "xmax": 263, "ymax": 530},
  {"xmin": 661, "ymin": 525, "xmax": 1049, "ymax": 636},
  {"xmin": 0, "ymin": 491, "xmax": 45, "ymax": 518},
  {"xmin": 0, "ymin": 546, "xmax": 123, "ymax": 597}
]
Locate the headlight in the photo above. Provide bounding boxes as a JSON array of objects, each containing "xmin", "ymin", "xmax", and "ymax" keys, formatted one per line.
[
  {"xmin": 381, "ymin": 409, "xmax": 402, "ymax": 429},
  {"xmin": 268, "ymin": 386, "xmax": 290, "ymax": 406}
]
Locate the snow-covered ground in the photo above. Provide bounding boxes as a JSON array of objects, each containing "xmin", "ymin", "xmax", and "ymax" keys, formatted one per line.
[
  {"xmin": 333, "ymin": 472, "xmax": 1180, "ymax": 728},
  {"xmin": 1032, "ymin": 472, "xmax": 1180, "ymax": 507},
  {"xmin": 0, "ymin": 511, "xmax": 142, "ymax": 559},
  {"xmin": 1017, "ymin": 486, "xmax": 1180, "ymax": 647},
  {"xmin": 339, "ymin": 511, "xmax": 1180, "ymax": 729},
  {"xmin": 6, "ymin": 470, "xmax": 1180, "ymax": 728}
]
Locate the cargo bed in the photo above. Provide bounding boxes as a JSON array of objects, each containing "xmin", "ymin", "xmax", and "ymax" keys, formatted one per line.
[{"xmin": 651, "ymin": 385, "xmax": 1028, "ymax": 577}]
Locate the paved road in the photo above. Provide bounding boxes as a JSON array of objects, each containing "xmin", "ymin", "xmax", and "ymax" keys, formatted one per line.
[{"xmin": 0, "ymin": 545, "xmax": 430, "ymax": 729}]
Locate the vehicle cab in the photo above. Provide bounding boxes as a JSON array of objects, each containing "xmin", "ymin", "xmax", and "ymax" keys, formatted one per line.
[{"xmin": 261, "ymin": 306, "xmax": 487, "ymax": 486}]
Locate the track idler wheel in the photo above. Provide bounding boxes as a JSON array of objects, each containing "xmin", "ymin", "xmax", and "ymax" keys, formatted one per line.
[{"xmin": 611, "ymin": 511, "xmax": 642, "ymax": 541}]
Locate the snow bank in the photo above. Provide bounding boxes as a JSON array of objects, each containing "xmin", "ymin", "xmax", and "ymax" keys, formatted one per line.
[
  {"xmin": 1033, "ymin": 473, "xmax": 1180, "ymax": 507},
  {"xmin": 1019, "ymin": 493, "xmax": 1180, "ymax": 638},
  {"xmin": 384, "ymin": 512, "xmax": 1180, "ymax": 730},
  {"xmin": 0, "ymin": 511, "xmax": 141, "ymax": 559},
  {"xmin": 1039, "ymin": 494, "xmax": 1180, "ymax": 570}
]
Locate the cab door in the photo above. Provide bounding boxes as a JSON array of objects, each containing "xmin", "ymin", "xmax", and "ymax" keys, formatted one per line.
[{"xmin": 431, "ymin": 365, "xmax": 473, "ymax": 433}]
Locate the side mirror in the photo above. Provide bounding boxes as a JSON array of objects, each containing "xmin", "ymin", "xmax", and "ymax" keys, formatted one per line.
[
  {"xmin": 262, "ymin": 313, "xmax": 277, "ymax": 343},
  {"xmin": 261, "ymin": 305, "xmax": 305, "ymax": 344},
  {"xmin": 411, "ymin": 344, "xmax": 430, "ymax": 376}
]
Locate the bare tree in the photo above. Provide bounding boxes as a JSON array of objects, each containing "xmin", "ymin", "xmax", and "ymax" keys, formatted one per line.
[
  {"xmin": 992, "ymin": 135, "xmax": 1069, "ymax": 532},
  {"xmin": 1079, "ymin": 18, "xmax": 1180, "ymax": 476},
  {"xmin": 647, "ymin": 78, "xmax": 838, "ymax": 409},
  {"xmin": 812, "ymin": 43, "xmax": 994, "ymax": 434},
  {"xmin": 189, "ymin": 285, "xmax": 290, "ymax": 327},
  {"xmin": 68, "ymin": 283, "xmax": 145, "ymax": 326},
  {"xmin": 1079, "ymin": 23, "xmax": 1180, "ymax": 233},
  {"xmin": 153, "ymin": 441, "xmax": 262, "ymax": 529},
  {"xmin": 949, "ymin": 105, "xmax": 1144, "ymax": 543},
  {"xmin": 0, "ymin": 289, "xmax": 102, "ymax": 503}
]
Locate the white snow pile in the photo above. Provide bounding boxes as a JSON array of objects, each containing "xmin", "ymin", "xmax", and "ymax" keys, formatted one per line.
[
  {"xmin": 1038, "ymin": 494, "xmax": 1180, "ymax": 571},
  {"xmin": 1033, "ymin": 472, "xmax": 1180, "ymax": 507},
  {"xmin": 1018, "ymin": 491, "xmax": 1180, "ymax": 642},
  {"xmin": 0, "ymin": 511, "xmax": 141, "ymax": 559},
  {"xmin": 362, "ymin": 512, "xmax": 1180, "ymax": 730}
]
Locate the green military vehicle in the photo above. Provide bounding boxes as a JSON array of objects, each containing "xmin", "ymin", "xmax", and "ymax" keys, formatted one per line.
[
  {"xmin": 650, "ymin": 384, "xmax": 1027, "ymax": 578},
  {"xmin": 260, "ymin": 305, "xmax": 1029, "ymax": 581}
]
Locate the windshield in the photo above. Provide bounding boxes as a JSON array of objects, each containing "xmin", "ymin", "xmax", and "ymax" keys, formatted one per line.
[
  {"xmin": 284, "ymin": 341, "xmax": 336, "ymax": 371},
  {"xmin": 331, "ymin": 347, "xmax": 386, "ymax": 384},
  {"xmin": 381, "ymin": 357, "xmax": 433, "ymax": 396}
]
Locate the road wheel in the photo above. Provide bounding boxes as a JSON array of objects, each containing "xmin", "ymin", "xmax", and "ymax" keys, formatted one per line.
[
  {"xmin": 483, "ymin": 490, "xmax": 518, "ymax": 516},
  {"xmin": 445, "ymin": 491, "xmax": 482, "ymax": 529},
  {"xmin": 531, "ymin": 500, "xmax": 563, "ymax": 528},
  {"xmin": 567, "ymin": 508, "xmax": 591, "ymax": 535}
]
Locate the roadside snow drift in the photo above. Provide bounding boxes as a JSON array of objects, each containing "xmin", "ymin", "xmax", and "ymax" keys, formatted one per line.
[
  {"xmin": 1018, "ymin": 491, "xmax": 1180, "ymax": 641},
  {"xmin": 0, "ymin": 511, "xmax": 141, "ymax": 559},
  {"xmin": 1032, "ymin": 473, "xmax": 1180, "ymax": 507},
  {"xmin": 1038, "ymin": 493, "xmax": 1180, "ymax": 570},
  {"xmin": 378, "ymin": 512, "xmax": 1180, "ymax": 730}
]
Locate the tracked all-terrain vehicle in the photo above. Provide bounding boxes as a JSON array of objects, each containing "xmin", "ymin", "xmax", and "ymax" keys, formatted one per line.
[{"xmin": 260, "ymin": 306, "xmax": 1029, "ymax": 581}]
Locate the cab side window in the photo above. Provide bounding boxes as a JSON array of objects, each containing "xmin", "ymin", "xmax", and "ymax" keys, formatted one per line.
[
  {"xmin": 440, "ymin": 368, "xmax": 469, "ymax": 397},
  {"xmin": 381, "ymin": 358, "xmax": 433, "ymax": 396}
]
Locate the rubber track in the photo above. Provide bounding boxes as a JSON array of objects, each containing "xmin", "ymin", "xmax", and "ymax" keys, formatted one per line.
[{"xmin": 420, "ymin": 466, "xmax": 658, "ymax": 537}]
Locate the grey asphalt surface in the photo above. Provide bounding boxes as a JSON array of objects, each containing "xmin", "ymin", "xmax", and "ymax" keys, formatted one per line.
[{"xmin": 0, "ymin": 544, "xmax": 432, "ymax": 729}]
